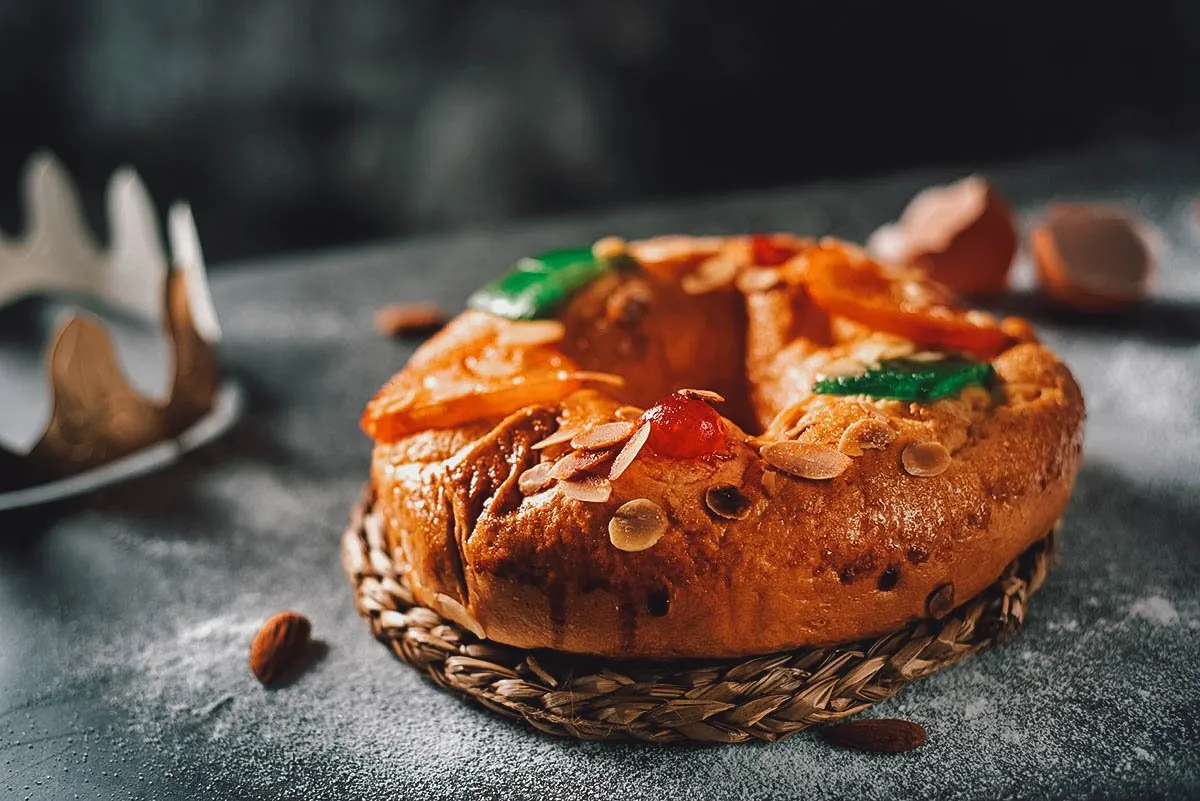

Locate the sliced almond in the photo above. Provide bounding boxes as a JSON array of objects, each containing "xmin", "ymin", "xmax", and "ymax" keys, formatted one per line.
[
  {"xmin": 608, "ymin": 499, "xmax": 669, "ymax": 552},
  {"xmin": 759, "ymin": 441, "xmax": 853, "ymax": 480},
  {"xmin": 592, "ymin": 235, "xmax": 628, "ymax": 260},
  {"xmin": 965, "ymin": 310, "xmax": 999, "ymax": 328},
  {"xmin": 607, "ymin": 422, "xmax": 651, "ymax": 481},
  {"xmin": 759, "ymin": 399, "xmax": 807, "ymax": 440},
  {"xmin": 704, "ymin": 484, "xmax": 752, "ymax": 520},
  {"xmin": 899, "ymin": 279, "xmax": 936, "ymax": 308},
  {"xmin": 433, "ymin": 593, "xmax": 487, "ymax": 638},
  {"xmin": 815, "ymin": 357, "xmax": 868, "ymax": 382},
  {"xmin": 902, "ymin": 441, "xmax": 951, "ymax": 477},
  {"xmin": 464, "ymin": 353, "xmax": 520, "ymax": 378},
  {"xmin": 613, "ymin": 405, "xmax": 644, "ymax": 421},
  {"xmin": 681, "ymin": 255, "xmax": 738, "ymax": 294},
  {"xmin": 549, "ymin": 449, "xmax": 614, "ymax": 481},
  {"xmin": 559, "ymin": 477, "xmax": 613, "ymax": 503},
  {"xmin": 781, "ymin": 251, "xmax": 811, "ymax": 284},
  {"xmin": 906, "ymin": 350, "xmax": 948, "ymax": 363},
  {"xmin": 630, "ymin": 235, "xmax": 724, "ymax": 268},
  {"xmin": 784, "ymin": 413, "xmax": 819, "ymax": 441},
  {"xmin": 374, "ymin": 386, "xmax": 417, "ymax": 415},
  {"xmin": 761, "ymin": 469, "xmax": 778, "ymax": 497},
  {"xmin": 532, "ymin": 426, "xmax": 579, "ymax": 450},
  {"xmin": 496, "ymin": 320, "xmax": 566, "ymax": 348},
  {"xmin": 676, "ymin": 388, "xmax": 725, "ymax": 404},
  {"xmin": 853, "ymin": 338, "xmax": 915, "ymax": 366},
  {"xmin": 837, "ymin": 418, "xmax": 896, "ymax": 457},
  {"xmin": 737, "ymin": 266, "xmax": 784, "ymax": 293},
  {"xmin": 571, "ymin": 421, "xmax": 636, "ymax": 451},
  {"xmin": 573, "ymin": 371, "xmax": 626, "ymax": 388},
  {"xmin": 518, "ymin": 462, "xmax": 555, "ymax": 495}
]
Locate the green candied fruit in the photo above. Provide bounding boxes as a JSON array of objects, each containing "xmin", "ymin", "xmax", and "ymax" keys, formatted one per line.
[
  {"xmin": 521, "ymin": 247, "xmax": 598, "ymax": 273},
  {"xmin": 468, "ymin": 247, "xmax": 612, "ymax": 320},
  {"xmin": 813, "ymin": 357, "xmax": 994, "ymax": 402}
]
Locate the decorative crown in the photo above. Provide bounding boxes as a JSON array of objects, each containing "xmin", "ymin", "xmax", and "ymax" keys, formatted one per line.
[{"xmin": 0, "ymin": 152, "xmax": 227, "ymax": 500}]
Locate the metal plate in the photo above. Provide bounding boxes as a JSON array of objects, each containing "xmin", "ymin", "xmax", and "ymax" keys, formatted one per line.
[{"xmin": 0, "ymin": 381, "xmax": 242, "ymax": 512}]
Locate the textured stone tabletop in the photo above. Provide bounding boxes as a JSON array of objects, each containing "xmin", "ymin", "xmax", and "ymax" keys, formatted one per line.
[{"xmin": 3, "ymin": 140, "xmax": 1199, "ymax": 800}]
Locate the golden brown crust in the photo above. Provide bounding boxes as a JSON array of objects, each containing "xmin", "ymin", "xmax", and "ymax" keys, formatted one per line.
[
  {"xmin": 555, "ymin": 267, "xmax": 754, "ymax": 427},
  {"xmin": 366, "ymin": 237, "xmax": 1086, "ymax": 658}
]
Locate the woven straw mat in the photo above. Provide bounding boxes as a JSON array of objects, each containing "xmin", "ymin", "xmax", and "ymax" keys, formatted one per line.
[{"xmin": 341, "ymin": 489, "xmax": 1056, "ymax": 744}]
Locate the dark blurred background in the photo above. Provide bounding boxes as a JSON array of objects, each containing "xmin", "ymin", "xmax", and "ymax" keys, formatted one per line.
[{"xmin": 1, "ymin": 1, "xmax": 1199, "ymax": 265}]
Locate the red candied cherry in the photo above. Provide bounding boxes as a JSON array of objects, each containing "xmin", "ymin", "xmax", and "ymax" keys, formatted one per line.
[
  {"xmin": 749, "ymin": 234, "xmax": 797, "ymax": 267},
  {"xmin": 640, "ymin": 392, "xmax": 725, "ymax": 458}
]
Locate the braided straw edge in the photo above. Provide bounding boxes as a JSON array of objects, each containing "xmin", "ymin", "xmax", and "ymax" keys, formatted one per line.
[{"xmin": 341, "ymin": 487, "xmax": 1058, "ymax": 744}]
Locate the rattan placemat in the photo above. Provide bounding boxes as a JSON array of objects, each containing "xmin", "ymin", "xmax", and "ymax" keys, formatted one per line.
[{"xmin": 341, "ymin": 489, "xmax": 1056, "ymax": 743}]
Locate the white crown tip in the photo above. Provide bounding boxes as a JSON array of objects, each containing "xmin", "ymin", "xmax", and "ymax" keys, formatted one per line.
[
  {"xmin": 27, "ymin": 150, "xmax": 64, "ymax": 181},
  {"xmin": 169, "ymin": 203, "xmax": 222, "ymax": 343},
  {"xmin": 1, "ymin": 150, "xmax": 100, "ymax": 309},
  {"xmin": 1, "ymin": 152, "xmax": 220, "ymax": 332},
  {"xmin": 26, "ymin": 151, "xmax": 83, "ymax": 220},
  {"xmin": 107, "ymin": 166, "xmax": 153, "ymax": 213}
]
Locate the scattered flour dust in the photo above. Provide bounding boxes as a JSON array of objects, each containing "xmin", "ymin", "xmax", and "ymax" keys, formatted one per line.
[
  {"xmin": 80, "ymin": 591, "xmax": 1198, "ymax": 800},
  {"xmin": 114, "ymin": 614, "xmax": 263, "ymax": 722},
  {"xmin": 1129, "ymin": 596, "xmax": 1181, "ymax": 625},
  {"xmin": 963, "ymin": 698, "xmax": 993, "ymax": 721},
  {"xmin": 90, "ymin": 609, "xmax": 591, "ymax": 798}
]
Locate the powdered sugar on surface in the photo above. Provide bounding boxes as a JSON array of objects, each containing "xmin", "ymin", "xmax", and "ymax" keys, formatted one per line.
[{"xmin": 1130, "ymin": 596, "xmax": 1181, "ymax": 626}]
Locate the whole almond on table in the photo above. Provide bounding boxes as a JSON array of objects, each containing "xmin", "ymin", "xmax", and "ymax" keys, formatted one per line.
[
  {"xmin": 250, "ymin": 611, "xmax": 312, "ymax": 686},
  {"xmin": 825, "ymin": 718, "xmax": 927, "ymax": 753},
  {"xmin": 374, "ymin": 303, "xmax": 447, "ymax": 337}
]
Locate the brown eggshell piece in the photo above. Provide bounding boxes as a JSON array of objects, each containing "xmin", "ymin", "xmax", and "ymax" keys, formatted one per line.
[
  {"xmin": 868, "ymin": 176, "xmax": 1018, "ymax": 297},
  {"xmin": 1031, "ymin": 203, "xmax": 1153, "ymax": 312}
]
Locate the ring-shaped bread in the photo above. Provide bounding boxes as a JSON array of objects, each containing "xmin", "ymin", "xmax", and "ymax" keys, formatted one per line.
[{"xmin": 362, "ymin": 236, "xmax": 1085, "ymax": 658}]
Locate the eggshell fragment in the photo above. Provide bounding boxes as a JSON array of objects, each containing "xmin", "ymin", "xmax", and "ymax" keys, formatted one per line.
[
  {"xmin": 1031, "ymin": 203, "xmax": 1153, "ymax": 312},
  {"xmin": 867, "ymin": 176, "xmax": 1018, "ymax": 297}
]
